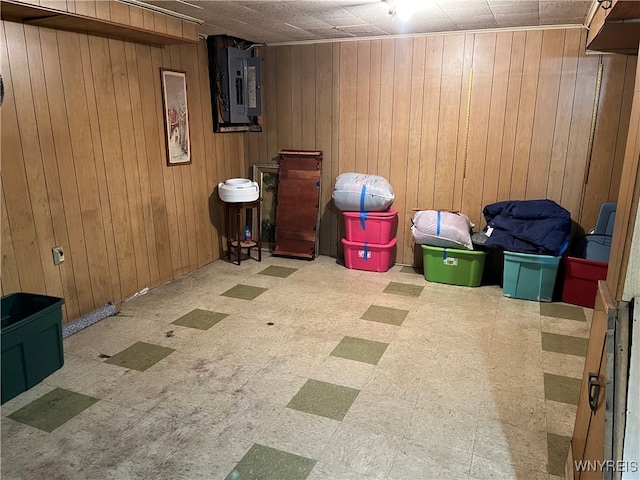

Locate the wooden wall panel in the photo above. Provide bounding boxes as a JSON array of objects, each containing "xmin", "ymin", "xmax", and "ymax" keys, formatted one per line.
[
  {"xmin": 453, "ymin": 34, "xmax": 475, "ymax": 212},
  {"xmin": 581, "ymin": 54, "xmax": 629, "ymax": 228},
  {"xmin": 608, "ymin": 49, "xmax": 640, "ymax": 300},
  {"xmin": 252, "ymin": 27, "xmax": 632, "ymax": 266},
  {"xmin": 290, "ymin": 45, "xmax": 303, "ymax": 149},
  {"xmin": 511, "ymin": 30, "xmax": 542, "ymax": 200},
  {"xmin": 403, "ymin": 36, "xmax": 426, "ymax": 264},
  {"xmin": 435, "ymin": 34, "xmax": 465, "ymax": 212},
  {"xmin": 1, "ymin": 21, "xmax": 244, "ymax": 322},
  {"xmin": 609, "ymin": 56, "xmax": 638, "ymax": 201},
  {"xmin": 355, "ymin": 41, "xmax": 371, "ymax": 175},
  {"xmin": 315, "ymin": 43, "xmax": 334, "ymax": 257},
  {"xmin": 1, "ymin": 24, "xmax": 49, "ymax": 302},
  {"xmin": 481, "ymin": 31, "xmax": 512, "ymax": 210},
  {"xmin": 526, "ymin": 29, "xmax": 564, "ymax": 200},
  {"xmin": 417, "ymin": 36, "xmax": 443, "ymax": 211},
  {"xmin": 562, "ymin": 30, "xmax": 600, "ymax": 221},
  {"xmin": 462, "ymin": 33, "xmax": 495, "ymax": 225},
  {"xmin": 389, "ymin": 37, "xmax": 413, "ymax": 261},
  {"xmin": 338, "ymin": 42, "xmax": 357, "ymax": 177},
  {"xmin": 4, "ymin": 23, "xmax": 66, "ymax": 310},
  {"xmin": 496, "ymin": 31, "xmax": 526, "ymax": 202},
  {"xmin": 301, "ymin": 44, "xmax": 316, "ymax": 151},
  {"xmin": 547, "ymin": 29, "xmax": 581, "ymax": 204}
]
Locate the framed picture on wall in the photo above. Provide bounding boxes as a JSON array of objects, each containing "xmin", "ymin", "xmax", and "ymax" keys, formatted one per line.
[
  {"xmin": 161, "ymin": 68, "xmax": 191, "ymax": 166},
  {"xmin": 252, "ymin": 164, "xmax": 279, "ymax": 249}
]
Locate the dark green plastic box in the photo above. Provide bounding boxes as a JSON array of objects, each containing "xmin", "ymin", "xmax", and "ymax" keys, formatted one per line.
[{"xmin": 1, "ymin": 293, "xmax": 65, "ymax": 404}]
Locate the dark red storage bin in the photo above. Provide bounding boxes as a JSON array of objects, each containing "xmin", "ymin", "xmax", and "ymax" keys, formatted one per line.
[{"xmin": 562, "ymin": 256, "xmax": 608, "ymax": 308}]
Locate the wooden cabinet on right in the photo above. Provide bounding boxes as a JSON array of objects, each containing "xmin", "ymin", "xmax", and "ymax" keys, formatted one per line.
[{"xmin": 571, "ymin": 281, "xmax": 616, "ymax": 480}]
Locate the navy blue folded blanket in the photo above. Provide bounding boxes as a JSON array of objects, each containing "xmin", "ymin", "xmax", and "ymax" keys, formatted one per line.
[{"xmin": 482, "ymin": 199, "xmax": 571, "ymax": 256}]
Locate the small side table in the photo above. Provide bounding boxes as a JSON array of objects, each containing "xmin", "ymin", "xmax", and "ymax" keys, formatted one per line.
[{"xmin": 220, "ymin": 198, "xmax": 262, "ymax": 265}]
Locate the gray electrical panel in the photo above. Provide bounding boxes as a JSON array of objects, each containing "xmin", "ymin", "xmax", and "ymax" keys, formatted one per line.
[{"xmin": 220, "ymin": 47, "xmax": 261, "ymax": 124}]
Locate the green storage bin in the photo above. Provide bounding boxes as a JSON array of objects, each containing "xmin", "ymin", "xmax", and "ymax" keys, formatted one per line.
[
  {"xmin": 502, "ymin": 251, "xmax": 561, "ymax": 302},
  {"xmin": 421, "ymin": 245, "xmax": 487, "ymax": 287},
  {"xmin": 1, "ymin": 293, "xmax": 65, "ymax": 404}
]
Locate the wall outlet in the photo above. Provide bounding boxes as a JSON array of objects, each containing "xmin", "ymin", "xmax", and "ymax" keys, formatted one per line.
[{"xmin": 52, "ymin": 246, "xmax": 64, "ymax": 265}]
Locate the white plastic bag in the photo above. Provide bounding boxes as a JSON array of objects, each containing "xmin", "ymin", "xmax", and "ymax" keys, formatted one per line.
[
  {"xmin": 332, "ymin": 173, "xmax": 395, "ymax": 212},
  {"xmin": 411, "ymin": 210, "xmax": 474, "ymax": 250}
]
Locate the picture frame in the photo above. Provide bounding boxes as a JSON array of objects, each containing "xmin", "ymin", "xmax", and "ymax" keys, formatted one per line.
[
  {"xmin": 252, "ymin": 163, "xmax": 280, "ymax": 248},
  {"xmin": 161, "ymin": 68, "xmax": 191, "ymax": 166}
]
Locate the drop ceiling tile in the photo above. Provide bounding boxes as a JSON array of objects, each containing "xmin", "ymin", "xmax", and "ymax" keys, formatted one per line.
[
  {"xmin": 494, "ymin": 13, "xmax": 541, "ymax": 27},
  {"xmin": 437, "ymin": 0, "xmax": 494, "ymax": 17},
  {"xmin": 539, "ymin": 1, "xmax": 591, "ymax": 21},
  {"xmin": 339, "ymin": 24, "xmax": 389, "ymax": 36},
  {"xmin": 244, "ymin": 2, "xmax": 334, "ymax": 28},
  {"xmin": 451, "ymin": 15, "xmax": 499, "ymax": 30},
  {"xmin": 488, "ymin": 0, "xmax": 540, "ymax": 15},
  {"xmin": 306, "ymin": 27, "xmax": 356, "ymax": 39}
]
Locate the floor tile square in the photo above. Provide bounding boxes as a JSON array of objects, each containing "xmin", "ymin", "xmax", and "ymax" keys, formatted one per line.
[
  {"xmin": 171, "ymin": 309, "xmax": 229, "ymax": 330},
  {"xmin": 222, "ymin": 284, "xmax": 268, "ymax": 300},
  {"xmin": 104, "ymin": 341, "xmax": 175, "ymax": 372},
  {"xmin": 287, "ymin": 379, "xmax": 360, "ymax": 421},
  {"xmin": 360, "ymin": 305, "xmax": 409, "ymax": 326},
  {"xmin": 330, "ymin": 336, "xmax": 389, "ymax": 365},
  {"xmin": 547, "ymin": 433, "xmax": 572, "ymax": 476},
  {"xmin": 400, "ymin": 266, "xmax": 422, "ymax": 274},
  {"xmin": 253, "ymin": 408, "xmax": 341, "ymax": 460},
  {"xmin": 227, "ymin": 443, "xmax": 316, "ymax": 480},
  {"xmin": 542, "ymin": 332, "xmax": 588, "ymax": 357},
  {"xmin": 544, "ymin": 373, "xmax": 582, "ymax": 405},
  {"xmin": 259, "ymin": 266, "xmax": 298, "ymax": 278},
  {"xmin": 8, "ymin": 388, "xmax": 99, "ymax": 432},
  {"xmin": 382, "ymin": 282, "xmax": 424, "ymax": 297},
  {"xmin": 540, "ymin": 303, "xmax": 586, "ymax": 322},
  {"xmin": 318, "ymin": 422, "xmax": 402, "ymax": 478}
]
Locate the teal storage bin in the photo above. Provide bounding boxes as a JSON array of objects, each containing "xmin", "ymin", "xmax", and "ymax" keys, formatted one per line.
[
  {"xmin": 1, "ymin": 293, "xmax": 65, "ymax": 404},
  {"xmin": 502, "ymin": 252, "xmax": 561, "ymax": 302}
]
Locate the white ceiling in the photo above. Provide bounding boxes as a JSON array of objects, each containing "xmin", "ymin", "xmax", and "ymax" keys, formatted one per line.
[{"xmin": 138, "ymin": 0, "xmax": 595, "ymax": 44}]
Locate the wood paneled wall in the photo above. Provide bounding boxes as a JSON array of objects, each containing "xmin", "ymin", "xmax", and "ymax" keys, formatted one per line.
[
  {"xmin": 609, "ymin": 43, "xmax": 640, "ymax": 302},
  {"xmin": 1, "ymin": 20, "xmax": 244, "ymax": 322},
  {"xmin": 247, "ymin": 28, "xmax": 636, "ymax": 265}
]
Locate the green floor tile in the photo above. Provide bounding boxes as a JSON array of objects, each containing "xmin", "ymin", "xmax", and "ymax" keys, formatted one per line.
[
  {"xmin": 330, "ymin": 336, "xmax": 389, "ymax": 365},
  {"xmin": 542, "ymin": 332, "xmax": 588, "ymax": 357},
  {"xmin": 383, "ymin": 281, "xmax": 424, "ymax": 297},
  {"xmin": 548, "ymin": 433, "xmax": 572, "ymax": 477},
  {"xmin": 105, "ymin": 341, "xmax": 175, "ymax": 372},
  {"xmin": 172, "ymin": 309, "xmax": 228, "ymax": 330},
  {"xmin": 222, "ymin": 284, "xmax": 268, "ymax": 300},
  {"xmin": 287, "ymin": 379, "xmax": 360, "ymax": 421},
  {"xmin": 360, "ymin": 305, "xmax": 409, "ymax": 326},
  {"xmin": 8, "ymin": 388, "xmax": 99, "ymax": 433},
  {"xmin": 544, "ymin": 373, "xmax": 582, "ymax": 405},
  {"xmin": 226, "ymin": 444, "xmax": 316, "ymax": 480},
  {"xmin": 540, "ymin": 303, "xmax": 586, "ymax": 322},
  {"xmin": 400, "ymin": 266, "xmax": 423, "ymax": 274},
  {"xmin": 259, "ymin": 266, "xmax": 298, "ymax": 278}
]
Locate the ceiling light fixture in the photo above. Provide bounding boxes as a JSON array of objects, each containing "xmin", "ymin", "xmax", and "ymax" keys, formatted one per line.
[
  {"xmin": 384, "ymin": 0, "xmax": 420, "ymax": 22},
  {"xmin": 597, "ymin": 0, "xmax": 613, "ymax": 9}
]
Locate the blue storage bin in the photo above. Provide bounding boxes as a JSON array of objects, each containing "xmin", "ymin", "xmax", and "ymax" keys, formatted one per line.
[
  {"xmin": 502, "ymin": 252, "xmax": 561, "ymax": 302},
  {"xmin": 575, "ymin": 234, "xmax": 612, "ymax": 263}
]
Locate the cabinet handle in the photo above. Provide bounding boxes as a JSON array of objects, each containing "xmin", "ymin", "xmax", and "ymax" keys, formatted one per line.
[{"xmin": 588, "ymin": 373, "xmax": 601, "ymax": 412}]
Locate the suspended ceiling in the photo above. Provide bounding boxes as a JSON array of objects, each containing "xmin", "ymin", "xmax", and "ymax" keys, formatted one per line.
[{"xmin": 137, "ymin": 0, "xmax": 596, "ymax": 44}]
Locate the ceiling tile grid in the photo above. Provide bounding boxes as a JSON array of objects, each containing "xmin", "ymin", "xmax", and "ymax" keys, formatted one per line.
[{"xmin": 140, "ymin": 0, "xmax": 594, "ymax": 43}]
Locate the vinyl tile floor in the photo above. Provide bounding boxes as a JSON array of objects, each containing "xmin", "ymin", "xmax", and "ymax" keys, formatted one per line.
[{"xmin": 1, "ymin": 255, "xmax": 592, "ymax": 480}]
